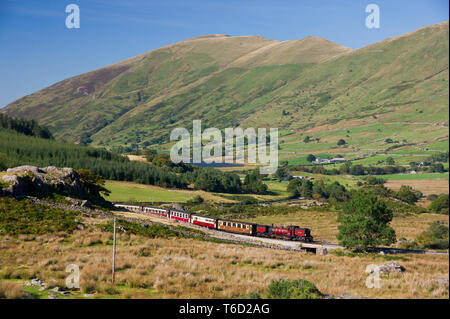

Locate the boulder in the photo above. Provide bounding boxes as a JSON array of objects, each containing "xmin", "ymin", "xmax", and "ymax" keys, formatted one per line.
[
  {"xmin": 2, "ymin": 165, "xmax": 84, "ymax": 198},
  {"xmin": 29, "ymin": 278, "xmax": 46, "ymax": 287},
  {"xmin": 1, "ymin": 174, "xmax": 30, "ymax": 196},
  {"xmin": 369, "ymin": 261, "xmax": 405, "ymax": 276}
]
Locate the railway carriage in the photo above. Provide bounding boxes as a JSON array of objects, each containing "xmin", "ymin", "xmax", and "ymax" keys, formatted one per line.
[
  {"xmin": 170, "ymin": 209, "xmax": 191, "ymax": 223},
  {"xmin": 144, "ymin": 206, "xmax": 169, "ymax": 218},
  {"xmin": 190, "ymin": 214, "xmax": 217, "ymax": 229},
  {"xmin": 114, "ymin": 204, "xmax": 143, "ymax": 212},
  {"xmin": 217, "ymin": 219, "xmax": 256, "ymax": 235}
]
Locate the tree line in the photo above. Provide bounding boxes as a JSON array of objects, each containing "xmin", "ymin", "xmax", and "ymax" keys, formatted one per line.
[
  {"xmin": 0, "ymin": 113, "xmax": 53, "ymax": 139},
  {"xmin": 0, "ymin": 129, "xmax": 186, "ymax": 189}
]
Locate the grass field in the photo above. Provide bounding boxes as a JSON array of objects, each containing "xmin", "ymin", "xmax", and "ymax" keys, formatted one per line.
[
  {"xmin": 105, "ymin": 181, "xmax": 239, "ymax": 203},
  {"xmin": 105, "ymin": 181, "xmax": 192, "ymax": 203}
]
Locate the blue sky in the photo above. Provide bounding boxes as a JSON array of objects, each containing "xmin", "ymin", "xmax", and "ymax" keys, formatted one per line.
[{"xmin": 0, "ymin": 0, "xmax": 448, "ymax": 108}]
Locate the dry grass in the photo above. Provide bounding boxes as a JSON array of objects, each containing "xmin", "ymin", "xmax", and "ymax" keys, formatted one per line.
[
  {"xmin": 385, "ymin": 179, "xmax": 449, "ymax": 196},
  {"xmin": 126, "ymin": 155, "xmax": 148, "ymax": 162},
  {"xmin": 0, "ymin": 281, "xmax": 24, "ymax": 299},
  {"xmin": 246, "ymin": 210, "xmax": 448, "ymax": 244},
  {"xmin": 0, "ymin": 217, "xmax": 448, "ymax": 299}
]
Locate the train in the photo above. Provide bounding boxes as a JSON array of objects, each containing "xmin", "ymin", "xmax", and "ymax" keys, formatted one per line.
[{"xmin": 114, "ymin": 203, "xmax": 313, "ymax": 242}]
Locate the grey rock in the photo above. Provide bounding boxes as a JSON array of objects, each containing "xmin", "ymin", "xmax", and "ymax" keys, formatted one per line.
[
  {"xmin": 7, "ymin": 166, "xmax": 43, "ymax": 174},
  {"xmin": 30, "ymin": 278, "xmax": 45, "ymax": 287},
  {"xmin": 2, "ymin": 165, "xmax": 84, "ymax": 198},
  {"xmin": 370, "ymin": 261, "xmax": 405, "ymax": 276}
]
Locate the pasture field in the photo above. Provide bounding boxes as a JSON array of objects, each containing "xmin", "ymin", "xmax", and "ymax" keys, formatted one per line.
[
  {"xmin": 105, "ymin": 181, "xmax": 239, "ymax": 204},
  {"xmin": 105, "ymin": 181, "xmax": 192, "ymax": 203},
  {"xmin": 105, "ymin": 180, "xmax": 292, "ymax": 204}
]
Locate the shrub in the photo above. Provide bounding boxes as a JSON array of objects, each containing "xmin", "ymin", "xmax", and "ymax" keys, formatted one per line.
[
  {"xmin": 395, "ymin": 185, "xmax": 422, "ymax": 204},
  {"xmin": 266, "ymin": 279, "xmax": 322, "ymax": 299},
  {"xmin": 365, "ymin": 176, "xmax": 386, "ymax": 185},
  {"xmin": 385, "ymin": 157, "xmax": 395, "ymax": 165},
  {"xmin": 187, "ymin": 195, "xmax": 204, "ymax": 204},
  {"xmin": 306, "ymin": 154, "xmax": 316, "ymax": 162},
  {"xmin": 0, "ymin": 197, "xmax": 80, "ymax": 235},
  {"xmin": 428, "ymin": 194, "xmax": 449, "ymax": 214},
  {"xmin": 414, "ymin": 221, "xmax": 449, "ymax": 249}
]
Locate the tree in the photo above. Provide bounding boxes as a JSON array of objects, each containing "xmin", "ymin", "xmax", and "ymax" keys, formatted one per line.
[
  {"xmin": 287, "ymin": 178, "xmax": 313, "ymax": 198},
  {"xmin": 337, "ymin": 190, "xmax": 396, "ymax": 251},
  {"xmin": 76, "ymin": 169, "xmax": 110, "ymax": 199},
  {"xmin": 385, "ymin": 157, "xmax": 395, "ymax": 165},
  {"xmin": 243, "ymin": 169, "xmax": 268, "ymax": 194},
  {"xmin": 303, "ymin": 136, "xmax": 311, "ymax": 143},
  {"xmin": 306, "ymin": 154, "xmax": 316, "ymax": 162},
  {"xmin": 428, "ymin": 194, "xmax": 449, "ymax": 214},
  {"xmin": 274, "ymin": 167, "xmax": 291, "ymax": 181},
  {"xmin": 337, "ymin": 139, "xmax": 346, "ymax": 146},
  {"xmin": 395, "ymin": 185, "xmax": 421, "ymax": 204}
]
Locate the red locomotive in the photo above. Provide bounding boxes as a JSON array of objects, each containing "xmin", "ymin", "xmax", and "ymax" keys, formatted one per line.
[{"xmin": 256, "ymin": 224, "xmax": 313, "ymax": 242}]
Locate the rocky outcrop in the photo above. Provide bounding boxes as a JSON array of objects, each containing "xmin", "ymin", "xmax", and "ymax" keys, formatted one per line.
[
  {"xmin": 366, "ymin": 261, "xmax": 405, "ymax": 277},
  {"xmin": 1, "ymin": 165, "xmax": 83, "ymax": 198}
]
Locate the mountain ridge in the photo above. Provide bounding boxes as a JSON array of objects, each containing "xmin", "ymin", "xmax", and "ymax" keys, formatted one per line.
[{"xmin": 2, "ymin": 22, "xmax": 448, "ymax": 161}]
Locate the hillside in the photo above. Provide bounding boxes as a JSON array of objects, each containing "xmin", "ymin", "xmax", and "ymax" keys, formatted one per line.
[{"xmin": 2, "ymin": 22, "xmax": 448, "ymax": 162}]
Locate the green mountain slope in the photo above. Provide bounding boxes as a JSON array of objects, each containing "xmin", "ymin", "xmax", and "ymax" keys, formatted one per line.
[{"xmin": 2, "ymin": 22, "xmax": 448, "ymax": 162}]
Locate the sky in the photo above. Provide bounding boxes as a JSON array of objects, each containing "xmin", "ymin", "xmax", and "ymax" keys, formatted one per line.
[{"xmin": 0, "ymin": 0, "xmax": 448, "ymax": 108}]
